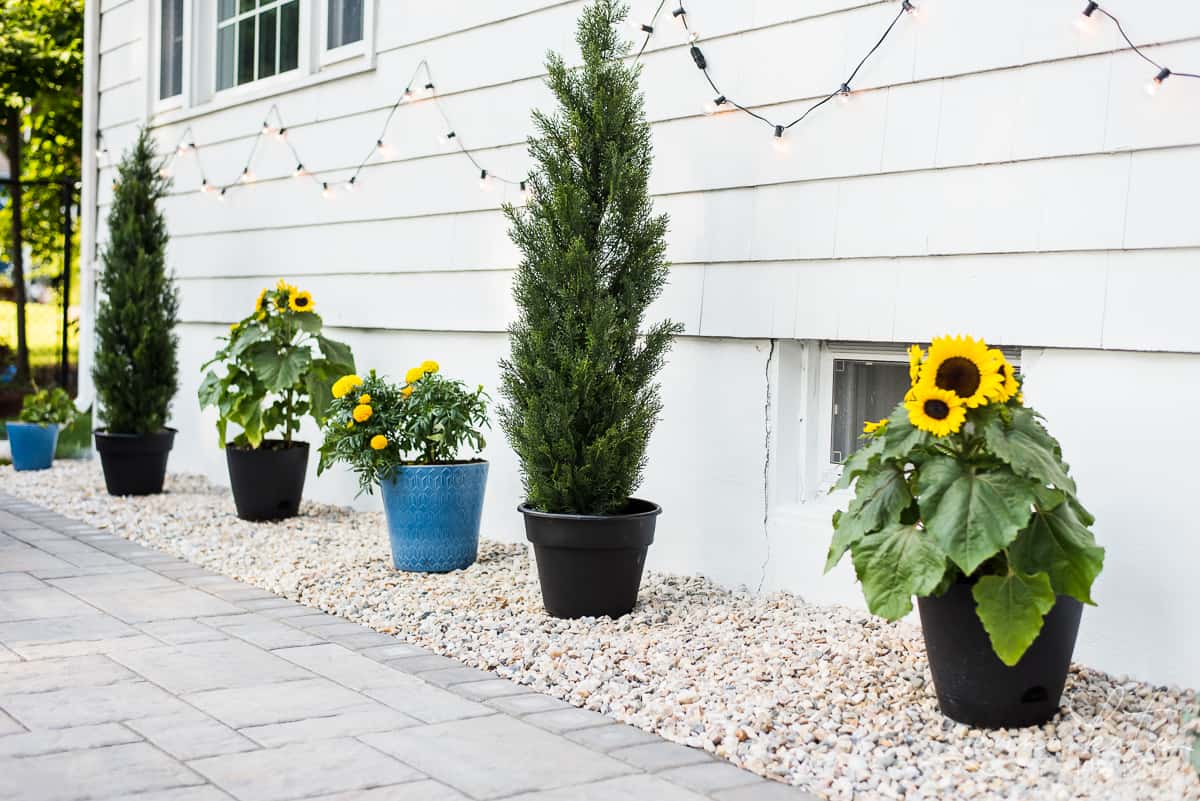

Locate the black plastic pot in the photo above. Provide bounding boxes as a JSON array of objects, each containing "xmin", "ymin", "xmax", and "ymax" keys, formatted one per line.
[
  {"xmin": 226, "ymin": 440, "xmax": 309, "ymax": 522},
  {"xmin": 521, "ymin": 498, "xmax": 660, "ymax": 619},
  {"xmin": 917, "ymin": 580, "xmax": 1083, "ymax": 729},
  {"xmin": 94, "ymin": 429, "xmax": 176, "ymax": 496}
]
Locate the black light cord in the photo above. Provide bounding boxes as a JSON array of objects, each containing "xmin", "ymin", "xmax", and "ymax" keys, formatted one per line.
[{"xmin": 1089, "ymin": 3, "xmax": 1200, "ymax": 81}]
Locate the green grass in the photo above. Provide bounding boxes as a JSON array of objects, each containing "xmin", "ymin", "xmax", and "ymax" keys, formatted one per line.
[{"xmin": 0, "ymin": 300, "xmax": 78, "ymax": 368}]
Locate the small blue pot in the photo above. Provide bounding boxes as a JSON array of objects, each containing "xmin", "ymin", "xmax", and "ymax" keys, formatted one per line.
[
  {"xmin": 6, "ymin": 422, "xmax": 61, "ymax": 471},
  {"xmin": 380, "ymin": 461, "xmax": 489, "ymax": 572}
]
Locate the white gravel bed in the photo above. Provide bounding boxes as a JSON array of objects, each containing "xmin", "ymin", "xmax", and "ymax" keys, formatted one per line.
[{"xmin": 3, "ymin": 461, "xmax": 1197, "ymax": 801}]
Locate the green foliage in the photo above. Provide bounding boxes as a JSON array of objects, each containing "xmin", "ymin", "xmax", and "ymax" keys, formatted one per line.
[
  {"xmin": 18, "ymin": 385, "xmax": 75, "ymax": 425},
  {"xmin": 498, "ymin": 0, "xmax": 682, "ymax": 515},
  {"xmin": 318, "ymin": 365, "xmax": 490, "ymax": 495},
  {"xmin": 91, "ymin": 128, "xmax": 179, "ymax": 435},
  {"xmin": 828, "ymin": 375, "xmax": 1104, "ymax": 667},
  {"xmin": 198, "ymin": 282, "xmax": 354, "ymax": 449},
  {"xmin": 0, "ymin": 300, "xmax": 79, "ymax": 368}
]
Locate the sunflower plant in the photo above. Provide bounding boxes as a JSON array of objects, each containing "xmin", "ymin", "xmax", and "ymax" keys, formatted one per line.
[
  {"xmin": 198, "ymin": 281, "xmax": 355, "ymax": 448},
  {"xmin": 317, "ymin": 362, "xmax": 490, "ymax": 494},
  {"xmin": 827, "ymin": 335, "xmax": 1104, "ymax": 666}
]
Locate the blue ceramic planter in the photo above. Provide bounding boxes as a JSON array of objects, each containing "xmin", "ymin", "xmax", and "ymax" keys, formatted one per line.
[
  {"xmin": 6, "ymin": 422, "xmax": 60, "ymax": 471},
  {"xmin": 380, "ymin": 461, "xmax": 489, "ymax": 572}
]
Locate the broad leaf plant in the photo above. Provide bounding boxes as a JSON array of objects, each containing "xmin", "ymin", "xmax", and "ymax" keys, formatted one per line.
[
  {"xmin": 198, "ymin": 281, "xmax": 354, "ymax": 448},
  {"xmin": 827, "ymin": 335, "xmax": 1105, "ymax": 665}
]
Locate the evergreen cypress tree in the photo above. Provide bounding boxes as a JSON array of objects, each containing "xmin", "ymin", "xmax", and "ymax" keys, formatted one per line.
[
  {"xmin": 92, "ymin": 128, "xmax": 179, "ymax": 434},
  {"xmin": 499, "ymin": 0, "xmax": 682, "ymax": 515}
]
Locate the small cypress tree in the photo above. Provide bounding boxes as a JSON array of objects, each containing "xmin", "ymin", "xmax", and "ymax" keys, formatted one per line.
[
  {"xmin": 499, "ymin": 0, "xmax": 682, "ymax": 515},
  {"xmin": 92, "ymin": 128, "xmax": 179, "ymax": 434}
]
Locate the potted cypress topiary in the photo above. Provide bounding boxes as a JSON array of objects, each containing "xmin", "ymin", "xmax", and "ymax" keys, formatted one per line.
[
  {"xmin": 827, "ymin": 335, "xmax": 1105, "ymax": 728},
  {"xmin": 92, "ymin": 128, "xmax": 180, "ymax": 496},
  {"xmin": 199, "ymin": 281, "xmax": 355, "ymax": 521},
  {"xmin": 499, "ymin": 0, "xmax": 682, "ymax": 619}
]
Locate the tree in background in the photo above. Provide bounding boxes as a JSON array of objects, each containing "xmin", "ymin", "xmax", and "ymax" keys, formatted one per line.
[
  {"xmin": 498, "ymin": 0, "xmax": 682, "ymax": 514},
  {"xmin": 0, "ymin": 0, "xmax": 85, "ymax": 383},
  {"xmin": 92, "ymin": 129, "xmax": 178, "ymax": 435}
]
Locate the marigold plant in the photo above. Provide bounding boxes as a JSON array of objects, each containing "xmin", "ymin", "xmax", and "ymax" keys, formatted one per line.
[
  {"xmin": 827, "ymin": 334, "xmax": 1104, "ymax": 666},
  {"xmin": 318, "ymin": 363, "xmax": 490, "ymax": 494},
  {"xmin": 198, "ymin": 281, "xmax": 355, "ymax": 447}
]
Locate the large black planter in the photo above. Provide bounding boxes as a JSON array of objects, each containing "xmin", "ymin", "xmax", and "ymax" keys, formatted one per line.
[
  {"xmin": 521, "ymin": 498, "xmax": 660, "ymax": 619},
  {"xmin": 94, "ymin": 429, "xmax": 176, "ymax": 496},
  {"xmin": 226, "ymin": 440, "xmax": 309, "ymax": 521},
  {"xmin": 917, "ymin": 580, "xmax": 1083, "ymax": 729}
]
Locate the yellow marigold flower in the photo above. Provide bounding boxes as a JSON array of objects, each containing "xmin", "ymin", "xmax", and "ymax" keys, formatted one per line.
[
  {"xmin": 255, "ymin": 288, "xmax": 269, "ymax": 313},
  {"xmin": 353, "ymin": 404, "xmax": 373, "ymax": 423},
  {"xmin": 863, "ymin": 419, "xmax": 887, "ymax": 435},
  {"xmin": 905, "ymin": 384, "xmax": 967, "ymax": 438},
  {"xmin": 289, "ymin": 291, "xmax": 314, "ymax": 313},
  {"xmin": 420, "ymin": 360, "xmax": 439, "ymax": 375},
  {"xmin": 907, "ymin": 344, "xmax": 924, "ymax": 384},
  {"xmin": 404, "ymin": 366, "xmax": 425, "ymax": 384},
  {"xmin": 358, "ymin": 394, "xmax": 371, "ymax": 404},
  {"xmin": 331, "ymin": 374, "xmax": 363, "ymax": 399},
  {"xmin": 346, "ymin": 420, "xmax": 354, "ymax": 429},
  {"xmin": 401, "ymin": 386, "xmax": 413, "ymax": 398},
  {"xmin": 370, "ymin": 435, "xmax": 388, "ymax": 451},
  {"xmin": 918, "ymin": 335, "xmax": 1003, "ymax": 409}
]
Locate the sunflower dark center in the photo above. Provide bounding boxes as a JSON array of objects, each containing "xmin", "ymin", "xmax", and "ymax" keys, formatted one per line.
[
  {"xmin": 935, "ymin": 357, "xmax": 981, "ymax": 398},
  {"xmin": 295, "ymin": 297, "xmax": 309, "ymax": 307},
  {"xmin": 923, "ymin": 399, "xmax": 951, "ymax": 420}
]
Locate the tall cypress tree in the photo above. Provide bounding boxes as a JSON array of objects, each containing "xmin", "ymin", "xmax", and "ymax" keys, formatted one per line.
[
  {"xmin": 499, "ymin": 0, "xmax": 682, "ymax": 515},
  {"xmin": 92, "ymin": 128, "xmax": 179, "ymax": 434}
]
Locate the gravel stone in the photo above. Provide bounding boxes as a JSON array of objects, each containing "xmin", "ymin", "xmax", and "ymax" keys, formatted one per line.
[{"xmin": 4, "ymin": 462, "xmax": 1198, "ymax": 801}]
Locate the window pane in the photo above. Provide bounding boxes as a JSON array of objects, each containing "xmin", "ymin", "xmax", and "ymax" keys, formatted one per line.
[
  {"xmin": 279, "ymin": 1, "xmax": 299, "ymax": 72},
  {"xmin": 830, "ymin": 360, "xmax": 911, "ymax": 463},
  {"xmin": 239, "ymin": 0, "xmax": 255, "ymax": 13},
  {"xmin": 236, "ymin": 16, "xmax": 255, "ymax": 85},
  {"xmin": 159, "ymin": 0, "xmax": 184, "ymax": 99},
  {"xmin": 218, "ymin": 0, "xmax": 236, "ymax": 21},
  {"xmin": 328, "ymin": 0, "xmax": 364, "ymax": 48},
  {"xmin": 258, "ymin": 7, "xmax": 277, "ymax": 79},
  {"xmin": 216, "ymin": 24, "xmax": 235, "ymax": 90}
]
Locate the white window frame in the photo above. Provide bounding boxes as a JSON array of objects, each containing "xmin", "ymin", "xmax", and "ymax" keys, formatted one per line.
[
  {"xmin": 146, "ymin": 0, "xmax": 377, "ymax": 125},
  {"xmin": 320, "ymin": 0, "xmax": 372, "ymax": 67},
  {"xmin": 150, "ymin": 0, "xmax": 190, "ymax": 113},
  {"xmin": 214, "ymin": 0, "xmax": 304, "ymax": 95}
]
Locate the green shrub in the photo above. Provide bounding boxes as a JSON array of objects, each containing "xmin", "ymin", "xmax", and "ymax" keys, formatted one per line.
[
  {"xmin": 18, "ymin": 386, "xmax": 76, "ymax": 426},
  {"xmin": 91, "ymin": 128, "xmax": 179, "ymax": 434},
  {"xmin": 498, "ymin": 0, "xmax": 682, "ymax": 515}
]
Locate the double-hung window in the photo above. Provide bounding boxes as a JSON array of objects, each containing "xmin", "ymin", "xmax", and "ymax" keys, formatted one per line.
[
  {"xmin": 216, "ymin": 0, "xmax": 300, "ymax": 91},
  {"xmin": 326, "ymin": 0, "xmax": 364, "ymax": 49},
  {"xmin": 159, "ymin": 0, "xmax": 185, "ymax": 99}
]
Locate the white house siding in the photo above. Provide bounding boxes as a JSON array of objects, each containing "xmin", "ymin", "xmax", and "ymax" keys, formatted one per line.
[{"xmin": 80, "ymin": 0, "xmax": 1200, "ymax": 688}]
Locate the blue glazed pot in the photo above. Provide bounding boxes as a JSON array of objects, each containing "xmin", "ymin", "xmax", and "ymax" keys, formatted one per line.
[
  {"xmin": 380, "ymin": 461, "xmax": 489, "ymax": 572},
  {"xmin": 6, "ymin": 422, "xmax": 61, "ymax": 471}
]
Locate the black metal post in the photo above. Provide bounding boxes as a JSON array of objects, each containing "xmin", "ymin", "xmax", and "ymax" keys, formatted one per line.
[{"xmin": 60, "ymin": 180, "xmax": 73, "ymax": 390}]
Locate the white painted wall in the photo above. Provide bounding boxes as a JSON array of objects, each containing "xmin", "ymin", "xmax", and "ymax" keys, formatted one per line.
[{"xmin": 82, "ymin": 0, "xmax": 1200, "ymax": 688}]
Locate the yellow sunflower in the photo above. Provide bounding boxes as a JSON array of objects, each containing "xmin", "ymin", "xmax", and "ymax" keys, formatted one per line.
[
  {"xmin": 420, "ymin": 360, "xmax": 439, "ymax": 375},
  {"xmin": 907, "ymin": 344, "xmax": 924, "ymax": 384},
  {"xmin": 353, "ymin": 404, "xmax": 373, "ymax": 423},
  {"xmin": 255, "ymin": 288, "xmax": 269, "ymax": 313},
  {"xmin": 370, "ymin": 435, "xmax": 388, "ymax": 451},
  {"xmin": 918, "ymin": 335, "xmax": 1003, "ymax": 408},
  {"xmin": 331, "ymin": 374, "xmax": 363, "ymax": 399},
  {"xmin": 404, "ymin": 366, "xmax": 426, "ymax": 384},
  {"xmin": 989, "ymin": 349, "xmax": 1020, "ymax": 403},
  {"xmin": 863, "ymin": 419, "xmax": 888, "ymax": 435},
  {"xmin": 905, "ymin": 384, "xmax": 967, "ymax": 437},
  {"xmin": 289, "ymin": 291, "xmax": 314, "ymax": 313}
]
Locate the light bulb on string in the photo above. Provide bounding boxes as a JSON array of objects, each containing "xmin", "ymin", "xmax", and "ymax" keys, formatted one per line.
[
  {"xmin": 838, "ymin": 83, "xmax": 852, "ymax": 104},
  {"xmin": 239, "ymin": 167, "xmax": 255, "ymax": 184},
  {"xmin": 627, "ymin": 19, "xmax": 653, "ymax": 37},
  {"xmin": 438, "ymin": 130, "xmax": 458, "ymax": 149},
  {"xmin": 703, "ymin": 95, "xmax": 728, "ymax": 115},
  {"xmin": 519, "ymin": 180, "xmax": 532, "ymax": 204},
  {"xmin": 1145, "ymin": 67, "xmax": 1171, "ymax": 96},
  {"xmin": 672, "ymin": 7, "xmax": 686, "ymax": 26},
  {"xmin": 158, "ymin": 165, "xmax": 172, "ymax": 179},
  {"xmin": 345, "ymin": 176, "xmax": 358, "ymax": 192},
  {"xmin": 478, "ymin": 169, "xmax": 493, "ymax": 192},
  {"xmin": 688, "ymin": 31, "xmax": 700, "ymax": 44},
  {"xmin": 376, "ymin": 138, "xmax": 393, "ymax": 157},
  {"xmin": 901, "ymin": 0, "xmax": 919, "ymax": 18},
  {"xmin": 420, "ymin": 82, "xmax": 436, "ymax": 99},
  {"xmin": 199, "ymin": 178, "xmax": 213, "ymax": 194},
  {"xmin": 177, "ymin": 142, "xmax": 195, "ymax": 156},
  {"xmin": 261, "ymin": 122, "xmax": 277, "ymax": 137},
  {"xmin": 1075, "ymin": 1, "xmax": 1099, "ymax": 33},
  {"xmin": 401, "ymin": 86, "xmax": 415, "ymax": 104},
  {"xmin": 772, "ymin": 125, "xmax": 790, "ymax": 154},
  {"xmin": 321, "ymin": 182, "xmax": 336, "ymax": 199},
  {"xmin": 275, "ymin": 127, "xmax": 288, "ymax": 142},
  {"xmin": 293, "ymin": 163, "xmax": 308, "ymax": 179},
  {"xmin": 217, "ymin": 187, "xmax": 228, "ymax": 202}
]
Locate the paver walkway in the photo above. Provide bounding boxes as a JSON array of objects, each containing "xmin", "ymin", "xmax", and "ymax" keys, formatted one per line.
[{"xmin": 0, "ymin": 492, "xmax": 816, "ymax": 801}]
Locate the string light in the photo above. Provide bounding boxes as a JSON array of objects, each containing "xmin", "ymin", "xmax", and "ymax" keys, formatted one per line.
[
  {"xmin": 1079, "ymin": 3, "xmax": 1200, "ymax": 99},
  {"xmin": 261, "ymin": 122, "xmax": 276, "ymax": 136},
  {"xmin": 293, "ymin": 163, "xmax": 307, "ymax": 179},
  {"xmin": 345, "ymin": 176, "xmax": 357, "ymax": 192},
  {"xmin": 772, "ymin": 125, "xmax": 788, "ymax": 154},
  {"xmin": 478, "ymin": 169, "xmax": 493, "ymax": 191},
  {"xmin": 158, "ymin": 166, "xmax": 172, "ymax": 178},
  {"xmin": 672, "ymin": 7, "xmax": 686, "ymax": 26},
  {"xmin": 519, "ymin": 180, "xmax": 532, "ymax": 203},
  {"xmin": 199, "ymin": 179, "xmax": 213, "ymax": 194},
  {"xmin": 901, "ymin": 0, "xmax": 919, "ymax": 18},
  {"xmin": 838, "ymin": 83, "xmax": 853, "ymax": 104},
  {"xmin": 1075, "ymin": 1, "xmax": 1099, "ymax": 32},
  {"xmin": 376, "ymin": 138, "xmax": 392, "ymax": 157},
  {"xmin": 703, "ymin": 95, "xmax": 728, "ymax": 115},
  {"xmin": 438, "ymin": 130, "xmax": 458, "ymax": 148},
  {"xmin": 401, "ymin": 87, "xmax": 415, "ymax": 103},
  {"xmin": 275, "ymin": 127, "xmax": 288, "ymax": 142},
  {"xmin": 321, "ymin": 181, "xmax": 336, "ymax": 199},
  {"xmin": 421, "ymin": 82, "xmax": 436, "ymax": 99},
  {"xmin": 1146, "ymin": 67, "xmax": 1171, "ymax": 96},
  {"xmin": 239, "ymin": 167, "xmax": 255, "ymax": 184}
]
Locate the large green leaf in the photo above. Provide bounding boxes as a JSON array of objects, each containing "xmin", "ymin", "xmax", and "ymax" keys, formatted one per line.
[
  {"xmin": 983, "ymin": 408, "xmax": 1075, "ymax": 494},
  {"xmin": 826, "ymin": 464, "xmax": 910, "ymax": 572},
  {"xmin": 294, "ymin": 312, "xmax": 323, "ymax": 334},
  {"xmin": 316, "ymin": 335, "xmax": 355, "ymax": 373},
  {"xmin": 197, "ymin": 371, "xmax": 222, "ymax": 409},
  {"xmin": 835, "ymin": 436, "xmax": 884, "ymax": 491},
  {"xmin": 247, "ymin": 344, "xmax": 311, "ymax": 392},
  {"xmin": 229, "ymin": 325, "xmax": 270, "ymax": 359},
  {"xmin": 880, "ymin": 405, "xmax": 930, "ymax": 461},
  {"xmin": 851, "ymin": 523, "xmax": 948, "ymax": 620},
  {"xmin": 972, "ymin": 571, "xmax": 1056, "ymax": 666},
  {"xmin": 1010, "ymin": 504, "xmax": 1105, "ymax": 604},
  {"xmin": 917, "ymin": 457, "xmax": 1036, "ymax": 574}
]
